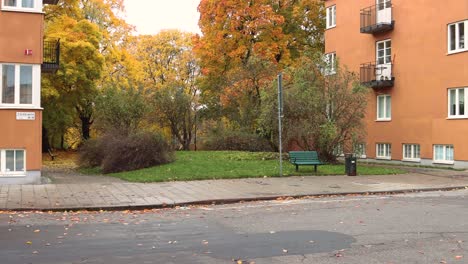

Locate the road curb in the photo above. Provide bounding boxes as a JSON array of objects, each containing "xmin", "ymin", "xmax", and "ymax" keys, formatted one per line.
[{"xmin": 4, "ymin": 185, "xmax": 467, "ymax": 212}]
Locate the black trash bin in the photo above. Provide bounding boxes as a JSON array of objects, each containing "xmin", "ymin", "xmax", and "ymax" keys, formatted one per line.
[{"xmin": 345, "ymin": 153, "xmax": 357, "ymax": 176}]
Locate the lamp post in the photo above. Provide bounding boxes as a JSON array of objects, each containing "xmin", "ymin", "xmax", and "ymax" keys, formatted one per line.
[
  {"xmin": 277, "ymin": 73, "xmax": 284, "ymax": 177},
  {"xmin": 194, "ymin": 110, "xmax": 198, "ymax": 151}
]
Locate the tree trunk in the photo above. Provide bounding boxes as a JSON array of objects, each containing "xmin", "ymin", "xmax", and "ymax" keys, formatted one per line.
[
  {"xmin": 76, "ymin": 101, "xmax": 94, "ymax": 141},
  {"xmin": 182, "ymin": 140, "xmax": 191, "ymax": 151},
  {"xmin": 42, "ymin": 126, "xmax": 50, "ymax": 152},
  {"xmin": 60, "ymin": 134, "xmax": 65, "ymax": 150},
  {"xmin": 80, "ymin": 115, "xmax": 92, "ymax": 140}
]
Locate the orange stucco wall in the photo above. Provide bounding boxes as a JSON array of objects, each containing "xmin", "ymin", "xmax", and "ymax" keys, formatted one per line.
[
  {"xmin": 0, "ymin": 10, "xmax": 43, "ymax": 64},
  {"xmin": 0, "ymin": 8, "xmax": 44, "ymax": 173},
  {"xmin": 0, "ymin": 110, "xmax": 43, "ymax": 170},
  {"xmin": 325, "ymin": 0, "xmax": 468, "ymax": 161}
]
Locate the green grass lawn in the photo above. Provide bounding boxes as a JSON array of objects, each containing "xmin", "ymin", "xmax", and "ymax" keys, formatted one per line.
[{"xmin": 102, "ymin": 151, "xmax": 405, "ymax": 183}]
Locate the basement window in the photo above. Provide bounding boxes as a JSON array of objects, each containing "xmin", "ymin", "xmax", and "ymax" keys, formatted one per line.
[
  {"xmin": 433, "ymin": 145, "xmax": 454, "ymax": 164},
  {"xmin": 376, "ymin": 143, "xmax": 391, "ymax": 160},
  {"xmin": 0, "ymin": 150, "xmax": 26, "ymax": 176}
]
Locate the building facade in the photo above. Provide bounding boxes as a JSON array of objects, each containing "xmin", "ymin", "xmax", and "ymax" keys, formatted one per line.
[
  {"xmin": 325, "ymin": 0, "xmax": 468, "ymax": 168},
  {"xmin": 0, "ymin": 0, "xmax": 58, "ymax": 184}
]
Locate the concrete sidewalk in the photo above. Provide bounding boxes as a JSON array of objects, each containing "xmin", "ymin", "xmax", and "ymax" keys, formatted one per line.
[{"xmin": 1, "ymin": 169, "xmax": 468, "ymax": 211}]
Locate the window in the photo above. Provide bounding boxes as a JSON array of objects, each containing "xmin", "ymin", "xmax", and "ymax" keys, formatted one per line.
[
  {"xmin": 0, "ymin": 64, "xmax": 39, "ymax": 107},
  {"xmin": 448, "ymin": 20, "xmax": 467, "ymax": 53},
  {"xmin": 324, "ymin": 52, "xmax": 336, "ymax": 75},
  {"xmin": 377, "ymin": 39, "xmax": 391, "ymax": 65},
  {"xmin": 433, "ymin": 145, "xmax": 454, "ymax": 164},
  {"xmin": 354, "ymin": 143, "xmax": 366, "ymax": 158},
  {"xmin": 334, "ymin": 144, "xmax": 344, "ymax": 157},
  {"xmin": 403, "ymin": 144, "xmax": 420, "ymax": 161},
  {"xmin": 448, "ymin": 87, "xmax": 467, "ymax": 118},
  {"xmin": 376, "ymin": 143, "xmax": 391, "ymax": 159},
  {"xmin": 377, "ymin": 94, "xmax": 391, "ymax": 120},
  {"xmin": 2, "ymin": 0, "xmax": 41, "ymax": 12},
  {"xmin": 0, "ymin": 150, "xmax": 25, "ymax": 176},
  {"xmin": 377, "ymin": 0, "xmax": 391, "ymax": 10},
  {"xmin": 326, "ymin": 5, "xmax": 336, "ymax": 29}
]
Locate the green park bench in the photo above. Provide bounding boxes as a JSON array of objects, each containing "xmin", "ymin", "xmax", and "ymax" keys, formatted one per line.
[{"xmin": 289, "ymin": 151, "xmax": 325, "ymax": 172}]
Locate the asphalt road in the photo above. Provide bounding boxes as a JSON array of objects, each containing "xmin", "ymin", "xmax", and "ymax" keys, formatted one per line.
[{"xmin": 1, "ymin": 190, "xmax": 467, "ymax": 264}]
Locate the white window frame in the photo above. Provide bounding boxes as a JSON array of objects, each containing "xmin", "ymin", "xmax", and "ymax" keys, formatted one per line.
[
  {"xmin": 0, "ymin": 64, "xmax": 41, "ymax": 109},
  {"xmin": 402, "ymin": 144, "xmax": 421, "ymax": 162},
  {"xmin": 0, "ymin": 149, "xmax": 26, "ymax": 176},
  {"xmin": 448, "ymin": 20, "xmax": 467, "ymax": 54},
  {"xmin": 334, "ymin": 144, "xmax": 344, "ymax": 157},
  {"xmin": 376, "ymin": 94, "xmax": 391, "ymax": 121},
  {"xmin": 354, "ymin": 143, "xmax": 367, "ymax": 159},
  {"xmin": 433, "ymin": 145, "xmax": 454, "ymax": 165},
  {"xmin": 376, "ymin": 143, "xmax": 391, "ymax": 160},
  {"xmin": 376, "ymin": 39, "xmax": 392, "ymax": 65},
  {"xmin": 324, "ymin": 52, "xmax": 336, "ymax": 75},
  {"xmin": 326, "ymin": 5, "xmax": 336, "ymax": 29},
  {"xmin": 448, "ymin": 87, "xmax": 468, "ymax": 119},
  {"xmin": 1, "ymin": 0, "xmax": 43, "ymax": 13}
]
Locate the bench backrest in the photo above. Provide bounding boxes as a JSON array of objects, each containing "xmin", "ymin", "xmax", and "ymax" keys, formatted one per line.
[{"xmin": 289, "ymin": 151, "xmax": 320, "ymax": 161}]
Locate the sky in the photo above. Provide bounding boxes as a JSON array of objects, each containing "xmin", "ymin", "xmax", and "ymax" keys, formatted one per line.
[{"xmin": 123, "ymin": 0, "xmax": 202, "ymax": 35}]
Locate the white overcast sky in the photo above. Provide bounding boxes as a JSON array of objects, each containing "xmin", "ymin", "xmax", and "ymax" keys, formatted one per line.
[{"xmin": 124, "ymin": 0, "xmax": 202, "ymax": 35}]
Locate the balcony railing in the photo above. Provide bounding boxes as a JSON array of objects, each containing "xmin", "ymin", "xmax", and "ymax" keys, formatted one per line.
[
  {"xmin": 43, "ymin": 0, "xmax": 59, "ymax": 4},
  {"xmin": 42, "ymin": 39, "xmax": 60, "ymax": 73},
  {"xmin": 360, "ymin": 1, "xmax": 394, "ymax": 34},
  {"xmin": 360, "ymin": 61, "xmax": 394, "ymax": 89}
]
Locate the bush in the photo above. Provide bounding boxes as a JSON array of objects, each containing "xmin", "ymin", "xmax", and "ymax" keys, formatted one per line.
[
  {"xmin": 77, "ymin": 138, "xmax": 106, "ymax": 167},
  {"xmin": 203, "ymin": 131, "xmax": 273, "ymax": 152},
  {"xmin": 79, "ymin": 132, "xmax": 174, "ymax": 174}
]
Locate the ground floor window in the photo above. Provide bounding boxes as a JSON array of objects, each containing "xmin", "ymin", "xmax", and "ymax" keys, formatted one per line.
[
  {"xmin": 403, "ymin": 144, "xmax": 420, "ymax": 161},
  {"xmin": 0, "ymin": 149, "xmax": 26, "ymax": 175},
  {"xmin": 376, "ymin": 143, "xmax": 391, "ymax": 159},
  {"xmin": 0, "ymin": 64, "xmax": 39, "ymax": 108},
  {"xmin": 433, "ymin": 145, "xmax": 454, "ymax": 164}
]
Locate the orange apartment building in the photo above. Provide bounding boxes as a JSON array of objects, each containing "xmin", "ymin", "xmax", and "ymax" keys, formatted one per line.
[
  {"xmin": 0, "ymin": 0, "xmax": 58, "ymax": 184},
  {"xmin": 325, "ymin": 0, "xmax": 468, "ymax": 168}
]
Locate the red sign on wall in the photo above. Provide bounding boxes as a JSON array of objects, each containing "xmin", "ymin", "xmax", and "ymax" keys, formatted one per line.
[{"xmin": 24, "ymin": 49, "xmax": 33, "ymax": 56}]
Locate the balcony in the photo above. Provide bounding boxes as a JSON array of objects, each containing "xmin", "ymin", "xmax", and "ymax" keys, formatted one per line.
[
  {"xmin": 42, "ymin": 40, "xmax": 60, "ymax": 73},
  {"xmin": 360, "ymin": 61, "xmax": 394, "ymax": 89},
  {"xmin": 360, "ymin": 1, "xmax": 394, "ymax": 34},
  {"xmin": 43, "ymin": 0, "xmax": 59, "ymax": 4}
]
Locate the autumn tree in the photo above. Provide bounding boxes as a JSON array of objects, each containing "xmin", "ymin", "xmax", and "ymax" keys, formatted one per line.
[
  {"xmin": 43, "ymin": 0, "xmax": 138, "ymax": 146},
  {"xmin": 260, "ymin": 55, "xmax": 368, "ymax": 162},
  {"xmin": 94, "ymin": 87, "xmax": 148, "ymax": 136},
  {"xmin": 194, "ymin": 0, "xmax": 325, "ymax": 132},
  {"xmin": 135, "ymin": 30, "xmax": 202, "ymax": 150},
  {"xmin": 42, "ymin": 16, "xmax": 104, "ymax": 144}
]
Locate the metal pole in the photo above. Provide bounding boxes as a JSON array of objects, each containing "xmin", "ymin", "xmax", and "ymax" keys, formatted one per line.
[
  {"xmin": 277, "ymin": 73, "xmax": 283, "ymax": 177},
  {"xmin": 194, "ymin": 111, "xmax": 197, "ymax": 151}
]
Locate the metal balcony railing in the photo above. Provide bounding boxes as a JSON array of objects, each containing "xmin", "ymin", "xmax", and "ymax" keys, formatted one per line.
[
  {"xmin": 43, "ymin": 0, "xmax": 59, "ymax": 4},
  {"xmin": 360, "ymin": 61, "xmax": 395, "ymax": 89},
  {"xmin": 360, "ymin": 1, "xmax": 394, "ymax": 34},
  {"xmin": 42, "ymin": 39, "xmax": 60, "ymax": 73}
]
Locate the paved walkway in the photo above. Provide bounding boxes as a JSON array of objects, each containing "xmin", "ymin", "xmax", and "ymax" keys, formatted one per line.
[{"xmin": 1, "ymin": 169, "xmax": 468, "ymax": 211}]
